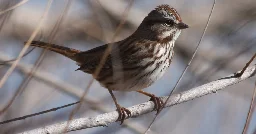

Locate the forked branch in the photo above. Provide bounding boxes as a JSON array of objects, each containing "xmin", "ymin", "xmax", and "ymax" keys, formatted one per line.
[{"xmin": 20, "ymin": 64, "xmax": 256, "ymax": 134}]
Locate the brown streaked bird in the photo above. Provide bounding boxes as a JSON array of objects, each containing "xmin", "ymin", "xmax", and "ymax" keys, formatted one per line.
[{"xmin": 28, "ymin": 4, "xmax": 188, "ymax": 124}]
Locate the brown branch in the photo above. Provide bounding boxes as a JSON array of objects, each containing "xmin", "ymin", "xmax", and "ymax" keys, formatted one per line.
[{"xmin": 235, "ymin": 53, "xmax": 256, "ymax": 77}]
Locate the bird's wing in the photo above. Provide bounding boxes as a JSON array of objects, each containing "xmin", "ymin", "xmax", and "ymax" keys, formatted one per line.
[
  {"xmin": 74, "ymin": 44, "xmax": 113, "ymax": 74},
  {"xmin": 74, "ymin": 38, "xmax": 146, "ymax": 75}
]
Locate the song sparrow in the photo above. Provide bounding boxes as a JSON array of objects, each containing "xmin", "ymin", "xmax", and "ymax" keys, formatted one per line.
[{"xmin": 28, "ymin": 4, "xmax": 188, "ymax": 124}]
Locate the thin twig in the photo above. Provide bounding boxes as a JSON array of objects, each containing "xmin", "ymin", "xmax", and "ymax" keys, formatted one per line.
[
  {"xmin": 0, "ymin": 31, "xmax": 44, "ymax": 65},
  {"xmin": 0, "ymin": 0, "xmax": 72, "ymax": 116},
  {"xmin": 0, "ymin": 0, "xmax": 52, "ymax": 89},
  {"xmin": 16, "ymin": 0, "xmax": 72, "ymax": 101},
  {"xmin": 0, "ymin": 0, "xmax": 29, "ymax": 16},
  {"xmin": 89, "ymin": 0, "xmax": 115, "ymax": 42},
  {"xmin": 0, "ymin": 101, "xmax": 80, "ymax": 125},
  {"xmin": 0, "ymin": 47, "xmax": 35, "ymax": 65},
  {"xmin": 19, "ymin": 64, "xmax": 256, "ymax": 134},
  {"xmin": 0, "ymin": 0, "xmax": 12, "ymax": 33},
  {"xmin": 235, "ymin": 53, "xmax": 256, "ymax": 77},
  {"xmin": 144, "ymin": 0, "xmax": 217, "ymax": 133},
  {"xmin": 0, "ymin": 0, "xmax": 53, "ymax": 114},
  {"xmin": 242, "ymin": 82, "xmax": 256, "ymax": 134},
  {"xmin": 179, "ymin": 41, "xmax": 255, "ymax": 90}
]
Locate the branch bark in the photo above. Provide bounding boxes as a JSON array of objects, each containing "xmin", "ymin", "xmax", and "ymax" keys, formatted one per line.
[{"xmin": 19, "ymin": 64, "xmax": 256, "ymax": 134}]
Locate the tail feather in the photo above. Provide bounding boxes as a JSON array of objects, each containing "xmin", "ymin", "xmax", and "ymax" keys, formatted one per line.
[{"xmin": 28, "ymin": 41, "xmax": 81, "ymax": 61}]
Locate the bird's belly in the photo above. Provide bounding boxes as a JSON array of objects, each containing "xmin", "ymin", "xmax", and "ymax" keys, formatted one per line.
[
  {"xmin": 134, "ymin": 61, "xmax": 170, "ymax": 90},
  {"xmin": 105, "ymin": 61, "xmax": 170, "ymax": 92},
  {"xmin": 100, "ymin": 45, "xmax": 174, "ymax": 92}
]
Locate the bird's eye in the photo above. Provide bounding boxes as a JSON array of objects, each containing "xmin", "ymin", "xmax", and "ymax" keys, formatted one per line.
[{"xmin": 166, "ymin": 20, "xmax": 174, "ymax": 26}]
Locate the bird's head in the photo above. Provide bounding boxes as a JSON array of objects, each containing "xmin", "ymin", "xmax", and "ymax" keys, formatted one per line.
[{"xmin": 137, "ymin": 4, "xmax": 188, "ymax": 43}]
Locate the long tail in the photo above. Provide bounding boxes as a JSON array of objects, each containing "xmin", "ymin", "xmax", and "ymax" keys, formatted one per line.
[{"xmin": 27, "ymin": 41, "xmax": 81, "ymax": 61}]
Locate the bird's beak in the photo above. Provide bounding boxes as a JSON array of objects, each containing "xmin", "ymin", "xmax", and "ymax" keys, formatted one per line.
[{"xmin": 177, "ymin": 22, "xmax": 189, "ymax": 29}]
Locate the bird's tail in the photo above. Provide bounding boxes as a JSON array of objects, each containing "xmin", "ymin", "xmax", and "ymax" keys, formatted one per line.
[{"xmin": 27, "ymin": 41, "xmax": 81, "ymax": 61}]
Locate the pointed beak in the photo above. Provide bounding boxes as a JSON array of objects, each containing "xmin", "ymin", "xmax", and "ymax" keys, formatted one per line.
[{"xmin": 177, "ymin": 22, "xmax": 189, "ymax": 29}]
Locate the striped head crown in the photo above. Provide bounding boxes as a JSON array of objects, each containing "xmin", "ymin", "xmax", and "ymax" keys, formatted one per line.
[
  {"xmin": 142, "ymin": 4, "xmax": 188, "ymax": 30},
  {"xmin": 155, "ymin": 4, "xmax": 182, "ymax": 23}
]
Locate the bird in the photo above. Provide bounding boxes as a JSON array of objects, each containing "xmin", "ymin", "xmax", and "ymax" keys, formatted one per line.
[{"xmin": 27, "ymin": 4, "xmax": 188, "ymax": 124}]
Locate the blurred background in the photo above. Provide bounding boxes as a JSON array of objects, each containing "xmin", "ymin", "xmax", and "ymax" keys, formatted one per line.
[{"xmin": 0, "ymin": 0, "xmax": 256, "ymax": 133}]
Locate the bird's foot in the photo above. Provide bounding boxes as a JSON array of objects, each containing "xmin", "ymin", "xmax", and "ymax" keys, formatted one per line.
[
  {"xmin": 149, "ymin": 95, "xmax": 164, "ymax": 114},
  {"xmin": 116, "ymin": 105, "xmax": 131, "ymax": 124}
]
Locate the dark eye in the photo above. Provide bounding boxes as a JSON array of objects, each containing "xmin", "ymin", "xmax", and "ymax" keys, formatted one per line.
[{"xmin": 166, "ymin": 20, "xmax": 174, "ymax": 26}]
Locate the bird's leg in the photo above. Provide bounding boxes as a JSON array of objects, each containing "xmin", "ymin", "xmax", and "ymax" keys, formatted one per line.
[
  {"xmin": 107, "ymin": 89, "xmax": 131, "ymax": 124},
  {"xmin": 137, "ymin": 90, "xmax": 163, "ymax": 114},
  {"xmin": 234, "ymin": 53, "xmax": 256, "ymax": 77}
]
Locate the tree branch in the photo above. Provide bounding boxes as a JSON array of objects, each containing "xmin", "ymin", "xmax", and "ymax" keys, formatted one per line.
[{"xmin": 19, "ymin": 64, "xmax": 256, "ymax": 134}]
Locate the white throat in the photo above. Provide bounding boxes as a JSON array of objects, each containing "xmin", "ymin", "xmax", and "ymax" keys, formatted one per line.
[{"xmin": 159, "ymin": 29, "xmax": 181, "ymax": 41}]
